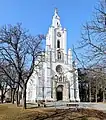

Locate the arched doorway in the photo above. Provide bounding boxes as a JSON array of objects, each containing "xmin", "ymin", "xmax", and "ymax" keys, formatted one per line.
[{"xmin": 56, "ymin": 85, "xmax": 63, "ymax": 101}]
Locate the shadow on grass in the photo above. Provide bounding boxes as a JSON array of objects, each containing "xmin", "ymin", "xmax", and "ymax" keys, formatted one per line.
[{"xmin": 32, "ymin": 109, "xmax": 87, "ymax": 120}]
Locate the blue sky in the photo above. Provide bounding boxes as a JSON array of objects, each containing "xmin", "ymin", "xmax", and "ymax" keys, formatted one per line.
[{"xmin": 0, "ymin": 0, "xmax": 98, "ymax": 49}]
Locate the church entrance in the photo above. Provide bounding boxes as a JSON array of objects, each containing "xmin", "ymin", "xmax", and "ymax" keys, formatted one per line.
[
  {"xmin": 56, "ymin": 85, "xmax": 63, "ymax": 101},
  {"xmin": 56, "ymin": 91, "xmax": 63, "ymax": 101}
]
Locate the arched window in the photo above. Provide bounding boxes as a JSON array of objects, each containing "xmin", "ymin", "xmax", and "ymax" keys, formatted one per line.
[
  {"xmin": 57, "ymin": 40, "xmax": 60, "ymax": 48},
  {"xmin": 57, "ymin": 22, "xmax": 60, "ymax": 27},
  {"xmin": 57, "ymin": 51, "xmax": 61, "ymax": 59}
]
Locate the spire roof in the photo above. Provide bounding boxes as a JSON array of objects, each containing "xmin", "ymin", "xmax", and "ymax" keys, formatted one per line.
[
  {"xmin": 54, "ymin": 8, "xmax": 58, "ymax": 15},
  {"xmin": 52, "ymin": 8, "xmax": 61, "ymax": 27},
  {"xmin": 53, "ymin": 8, "xmax": 60, "ymax": 19}
]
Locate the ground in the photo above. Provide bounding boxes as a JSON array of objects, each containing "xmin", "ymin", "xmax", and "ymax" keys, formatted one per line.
[{"xmin": 0, "ymin": 103, "xmax": 106, "ymax": 120}]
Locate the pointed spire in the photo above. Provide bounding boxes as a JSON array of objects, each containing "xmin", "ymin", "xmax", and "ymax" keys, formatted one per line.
[
  {"xmin": 54, "ymin": 8, "xmax": 60, "ymax": 19},
  {"xmin": 54, "ymin": 8, "xmax": 58, "ymax": 15},
  {"xmin": 52, "ymin": 8, "xmax": 61, "ymax": 27}
]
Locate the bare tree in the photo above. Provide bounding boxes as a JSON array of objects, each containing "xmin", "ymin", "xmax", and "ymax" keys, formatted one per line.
[
  {"xmin": 77, "ymin": 0, "xmax": 106, "ymax": 67},
  {"xmin": 0, "ymin": 75, "xmax": 9, "ymax": 103},
  {"xmin": 0, "ymin": 61, "xmax": 21, "ymax": 105},
  {"xmin": 78, "ymin": 66, "xmax": 106, "ymax": 102},
  {"xmin": 73, "ymin": 0, "xmax": 106, "ymax": 102},
  {"xmin": 0, "ymin": 23, "xmax": 45, "ymax": 108}
]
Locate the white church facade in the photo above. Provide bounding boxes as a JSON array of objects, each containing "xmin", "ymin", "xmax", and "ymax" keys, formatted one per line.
[{"xmin": 26, "ymin": 9, "xmax": 80, "ymax": 102}]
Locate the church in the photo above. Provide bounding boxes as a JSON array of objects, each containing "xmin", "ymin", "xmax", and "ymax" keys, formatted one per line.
[{"xmin": 26, "ymin": 9, "xmax": 80, "ymax": 102}]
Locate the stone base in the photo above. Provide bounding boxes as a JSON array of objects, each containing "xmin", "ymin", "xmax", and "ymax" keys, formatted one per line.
[
  {"xmin": 26, "ymin": 99, "xmax": 36, "ymax": 103},
  {"xmin": 27, "ymin": 98, "xmax": 80, "ymax": 103},
  {"xmin": 70, "ymin": 99, "xmax": 75, "ymax": 102},
  {"xmin": 75, "ymin": 99, "xmax": 80, "ymax": 102}
]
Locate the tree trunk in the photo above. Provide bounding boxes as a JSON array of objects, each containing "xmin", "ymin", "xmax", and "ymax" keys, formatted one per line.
[
  {"xmin": 85, "ymin": 89, "xmax": 87, "ymax": 102},
  {"xmin": 10, "ymin": 88, "xmax": 12, "ymax": 103},
  {"xmin": 16, "ymin": 86, "xmax": 19, "ymax": 107},
  {"xmin": 89, "ymin": 82, "xmax": 91, "ymax": 102},
  {"xmin": 18, "ymin": 91, "xmax": 20, "ymax": 105},
  {"xmin": 22, "ymin": 84, "xmax": 27, "ymax": 109},
  {"xmin": 12, "ymin": 89, "xmax": 15, "ymax": 104},
  {"xmin": 95, "ymin": 89, "xmax": 98, "ymax": 103},
  {"xmin": 95, "ymin": 81, "xmax": 98, "ymax": 103},
  {"xmin": 1, "ymin": 89, "xmax": 4, "ymax": 103},
  {"xmin": 16, "ymin": 90, "xmax": 19, "ymax": 106},
  {"xmin": 103, "ymin": 90, "xmax": 105, "ymax": 103}
]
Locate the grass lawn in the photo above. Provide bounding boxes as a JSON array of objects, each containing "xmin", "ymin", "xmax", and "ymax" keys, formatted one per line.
[{"xmin": 0, "ymin": 103, "xmax": 106, "ymax": 120}]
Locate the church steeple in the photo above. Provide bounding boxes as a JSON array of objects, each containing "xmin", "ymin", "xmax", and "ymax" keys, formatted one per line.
[
  {"xmin": 46, "ymin": 8, "xmax": 67, "ymax": 54},
  {"xmin": 54, "ymin": 8, "xmax": 58, "ymax": 16},
  {"xmin": 52, "ymin": 8, "xmax": 61, "ymax": 28}
]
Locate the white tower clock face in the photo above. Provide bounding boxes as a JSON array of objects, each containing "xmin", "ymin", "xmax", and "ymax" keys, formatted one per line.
[{"xmin": 57, "ymin": 32, "xmax": 61, "ymax": 37}]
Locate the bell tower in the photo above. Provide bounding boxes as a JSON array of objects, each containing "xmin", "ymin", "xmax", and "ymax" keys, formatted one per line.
[
  {"xmin": 46, "ymin": 8, "xmax": 67, "ymax": 63},
  {"xmin": 44, "ymin": 8, "xmax": 80, "ymax": 102}
]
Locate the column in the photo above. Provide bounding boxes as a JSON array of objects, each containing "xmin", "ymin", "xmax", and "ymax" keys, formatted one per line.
[
  {"xmin": 70, "ymin": 74, "xmax": 75, "ymax": 102},
  {"xmin": 53, "ymin": 80, "xmax": 56, "ymax": 101},
  {"xmin": 74, "ymin": 70, "xmax": 80, "ymax": 102}
]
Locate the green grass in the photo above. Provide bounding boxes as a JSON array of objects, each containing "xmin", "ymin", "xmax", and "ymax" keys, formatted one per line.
[{"xmin": 0, "ymin": 103, "xmax": 105, "ymax": 120}]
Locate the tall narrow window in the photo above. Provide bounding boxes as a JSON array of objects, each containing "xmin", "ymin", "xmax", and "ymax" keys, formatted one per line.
[
  {"xmin": 58, "ymin": 51, "xmax": 61, "ymax": 60},
  {"xmin": 57, "ymin": 22, "xmax": 60, "ymax": 27},
  {"xmin": 57, "ymin": 40, "xmax": 60, "ymax": 48}
]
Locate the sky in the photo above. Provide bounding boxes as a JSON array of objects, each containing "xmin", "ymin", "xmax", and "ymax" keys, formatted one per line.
[{"xmin": 0, "ymin": 0, "xmax": 98, "ymax": 49}]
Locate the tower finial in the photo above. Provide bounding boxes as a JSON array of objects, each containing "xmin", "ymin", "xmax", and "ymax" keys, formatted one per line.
[{"xmin": 55, "ymin": 8, "xmax": 58, "ymax": 15}]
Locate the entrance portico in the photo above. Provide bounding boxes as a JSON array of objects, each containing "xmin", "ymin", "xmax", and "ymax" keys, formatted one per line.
[
  {"xmin": 56, "ymin": 85, "xmax": 63, "ymax": 101},
  {"xmin": 53, "ymin": 79, "xmax": 70, "ymax": 101}
]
